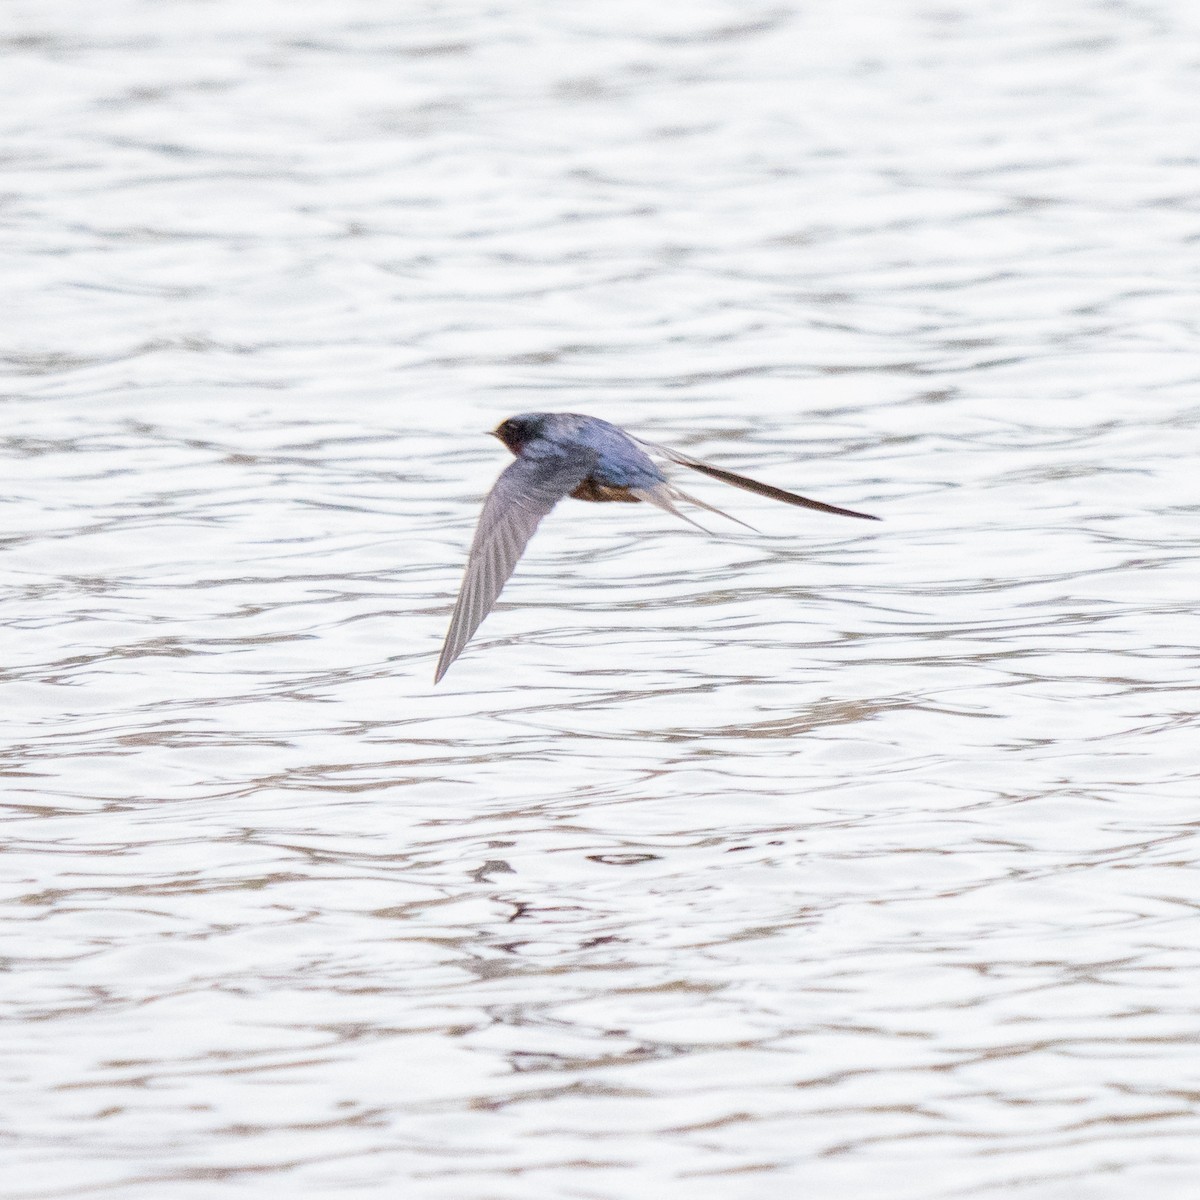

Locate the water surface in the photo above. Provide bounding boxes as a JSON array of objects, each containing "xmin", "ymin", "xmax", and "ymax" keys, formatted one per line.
[{"xmin": 4, "ymin": 1, "xmax": 1200, "ymax": 1197}]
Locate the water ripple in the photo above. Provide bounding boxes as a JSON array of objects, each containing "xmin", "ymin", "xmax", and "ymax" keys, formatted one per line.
[{"xmin": 6, "ymin": 0, "xmax": 1200, "ymax": 1197}]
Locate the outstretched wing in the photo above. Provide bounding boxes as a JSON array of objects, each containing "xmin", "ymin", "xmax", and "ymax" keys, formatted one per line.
[
  {"xmin": 644, "ymin": 440, "xmax": 880, "ymax": 522},
  {"xmin": 435, "ymin": 454, "xmax": 592, "ymax": 683}
]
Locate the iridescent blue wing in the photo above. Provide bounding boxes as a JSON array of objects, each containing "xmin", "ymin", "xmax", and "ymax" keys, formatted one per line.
[{"xmin": 435, "ymin": 453, "xmax": 592, "ymax": 682}]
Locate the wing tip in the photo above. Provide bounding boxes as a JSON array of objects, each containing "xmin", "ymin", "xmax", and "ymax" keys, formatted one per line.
[{"xmin": 433, "ymin": 637, "xmax": 459, "ymax": 684}]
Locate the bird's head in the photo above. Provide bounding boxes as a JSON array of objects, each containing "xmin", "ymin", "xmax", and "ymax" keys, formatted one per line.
[{"xmin": 491, "ymin": 414, "xmax": 546, "ymax": 454}]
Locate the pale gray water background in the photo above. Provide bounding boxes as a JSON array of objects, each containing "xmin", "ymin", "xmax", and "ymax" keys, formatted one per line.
[{"xmin": 4, "ymin": 0, "xmax": 1200, "ymax": 1196}]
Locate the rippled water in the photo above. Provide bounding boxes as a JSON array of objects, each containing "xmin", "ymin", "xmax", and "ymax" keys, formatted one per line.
[{"xmin": 6, "ymin": 1, "xmax": 1200, "ymax": 1196}]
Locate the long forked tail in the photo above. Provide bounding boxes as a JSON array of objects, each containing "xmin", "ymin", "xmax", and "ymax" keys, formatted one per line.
[
  {"xmin": 639, "ymin": 439, "xmax": 880, "ymax": 522},
  {"xmin": 630, "ymin": 484, "xmax": 757, "ymax": 532}
]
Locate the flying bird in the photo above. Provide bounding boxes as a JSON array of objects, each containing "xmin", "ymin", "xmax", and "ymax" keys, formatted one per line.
[{"xmin": 435, "ymin": 412, "xmax": 878, "ymax": 682}]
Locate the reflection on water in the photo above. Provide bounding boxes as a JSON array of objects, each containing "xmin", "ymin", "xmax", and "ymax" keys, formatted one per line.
[{"xmin": 5, "ymin": 0, "xmax": 1200, "ymax": 1196}]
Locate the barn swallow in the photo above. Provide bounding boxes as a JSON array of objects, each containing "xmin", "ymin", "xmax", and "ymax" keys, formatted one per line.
[{"xmin": 435, "ymin": 412, "xmax": 878, "ymax": 682}]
